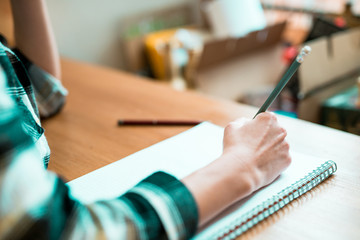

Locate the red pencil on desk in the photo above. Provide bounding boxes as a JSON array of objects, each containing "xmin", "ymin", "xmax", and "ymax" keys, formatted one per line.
[{"xmin": 117, "ymin": 119, "xmax": 204, "ymax": 126}]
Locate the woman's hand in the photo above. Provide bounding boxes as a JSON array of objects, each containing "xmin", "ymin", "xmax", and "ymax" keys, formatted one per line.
[
  {"xmin": 182, "ymin": 112, "xmax": 291, "ymax": 226},
  {"xmin": 221, "ymin": 112, "xmax": 291, "ymax": 192}
]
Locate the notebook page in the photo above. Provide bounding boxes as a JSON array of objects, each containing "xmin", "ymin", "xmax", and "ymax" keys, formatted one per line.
[{"xmin": 67, "ymin": 121, "xmax": 224, "ymax": 202}]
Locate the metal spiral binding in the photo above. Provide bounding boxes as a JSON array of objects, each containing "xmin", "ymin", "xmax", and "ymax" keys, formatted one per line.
[{"xmin": 211, "ymin": 160, "xmax": 337, "ymax": 240}]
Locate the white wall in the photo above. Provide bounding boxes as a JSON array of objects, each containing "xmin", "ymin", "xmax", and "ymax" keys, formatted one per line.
[{"xmin": 46, "ymin": 0, "xmax": 193, "ymax": 69}]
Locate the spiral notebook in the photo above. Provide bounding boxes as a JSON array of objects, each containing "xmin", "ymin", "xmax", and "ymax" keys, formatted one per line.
[{"xmin": 67, "ymin": 122, "xmax": 337, "ymax": 239}]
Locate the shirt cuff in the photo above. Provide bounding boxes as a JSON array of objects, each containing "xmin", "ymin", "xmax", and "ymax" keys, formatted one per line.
[
  {"xmin": 121, "ymin": 171, "xmax": 199, "ymax": 239},
  {"xmin": 12, "ymin": 49, "xmax": 68, "ymax": 118}
]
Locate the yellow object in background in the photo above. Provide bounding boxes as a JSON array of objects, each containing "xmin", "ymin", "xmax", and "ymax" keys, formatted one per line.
[
  {"xmin": 144, "ymin": 27, "xmax": 205, "ymax": 85},
  {"xmin": 144, "ymin": 28, "xmax": 181, "ymax": 80}
]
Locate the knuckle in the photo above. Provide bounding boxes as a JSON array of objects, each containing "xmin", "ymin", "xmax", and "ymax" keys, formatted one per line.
[
  {"xmin": 280, "ymin": 127, "xmax": 287, "ymax": 137},
  {"xmin": 228, "ymin": 121, "xmax": 237, "ymax": 128},
  {"xmin": 285, "ymin": 155, "xmax": 292, "ymax": 165},
  {"xmin": 224, "ymin": 122, "xmax": 237, "ymax": 132},
  {"xmin": 258, "ymin": 112, "xmax": 277, "ymax": 122},
  {"xmin": 269, "ymin": 112, "xmax": 277, "ymax": 121},
  {"xmin": 283, "ymin": 141, "xmax": 290, "ymax": 151},
  {"xmin": 258, "ymin": 112, "xmax": 269, "ymax": 120}
]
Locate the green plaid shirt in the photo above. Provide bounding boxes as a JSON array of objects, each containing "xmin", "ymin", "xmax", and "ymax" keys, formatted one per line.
[{"xmin": 0, "ymin": 42, "xmax": 198, "ymax": 239}]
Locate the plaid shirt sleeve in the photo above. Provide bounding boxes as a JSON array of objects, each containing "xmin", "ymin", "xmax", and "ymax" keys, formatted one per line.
[
  {"xmin": 12, "ymin": 48, "xmax": 68, "ymax": 119},
  {"xmin": 0, "ymin": 43, "xmax": 199, "ymax": 239}
]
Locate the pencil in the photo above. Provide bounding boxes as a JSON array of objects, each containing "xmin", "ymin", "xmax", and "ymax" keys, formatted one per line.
[
  {"xmin": 253, "ymin": 46, "xmax": 311, "ymax": 118},
  {"xmin": 117, "ymin": 119, "xmax": 203, "ymax": 126}
]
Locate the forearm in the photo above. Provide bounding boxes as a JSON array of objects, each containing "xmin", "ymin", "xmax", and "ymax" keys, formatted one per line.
[
  {"xmin": 11, "ymin": 0, "xmax": 61, "ymax": 79},
  {"xmin": 182, "ymin": 155, "xmax": 256, "ymax": 226}
]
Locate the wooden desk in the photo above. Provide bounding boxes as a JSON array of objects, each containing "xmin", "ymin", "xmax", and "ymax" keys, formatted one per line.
[{"xmin": 44, "ymin": 59, "xmax": 360, "ymax": 240}]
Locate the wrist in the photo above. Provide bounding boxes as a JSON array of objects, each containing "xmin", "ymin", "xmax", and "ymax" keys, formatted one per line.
[
  {"xmin": 211, "ymin": 154, "xmax": 257, "ymax": 202},
  {"xmin": 216, "ymin": 152, "xmax": 261, "ymax": 194},
  {"xmin": 182, "ymin": 155, "xmax": 258, "ymax": 226}
]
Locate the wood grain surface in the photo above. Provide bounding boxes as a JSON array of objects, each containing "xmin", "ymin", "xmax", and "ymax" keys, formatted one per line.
[{"xmin": 44, "ymin": 58, "xmax": 360, "ymax": 240}]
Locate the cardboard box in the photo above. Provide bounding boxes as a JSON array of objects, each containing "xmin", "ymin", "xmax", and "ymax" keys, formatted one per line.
[
  {"xmin": 193, "ymin": 23, "xmax": 287, "ymax": 101},
  {"xmin": 297, "ymin": 27, "xmax": 360, "ymax": 122}
]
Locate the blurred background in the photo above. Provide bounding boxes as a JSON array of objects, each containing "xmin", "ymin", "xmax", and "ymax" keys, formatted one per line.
[{"xmin": 1, "ymin": 0, "xmax": 360, "ymax": 134}]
